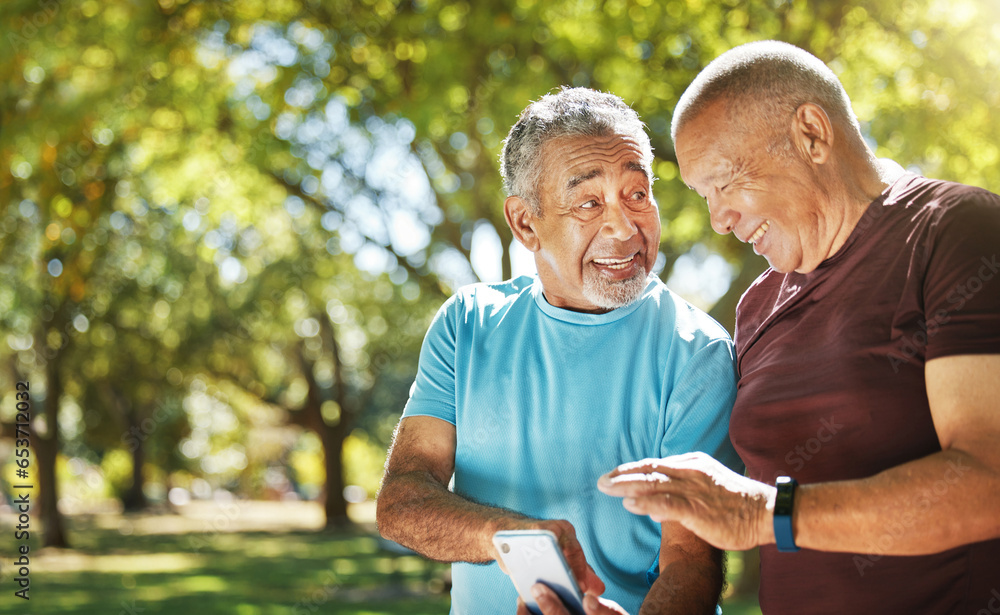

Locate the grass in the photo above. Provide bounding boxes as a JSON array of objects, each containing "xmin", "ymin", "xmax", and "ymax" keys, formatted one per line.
[{"xmin": 2, "ymin": 501, "xmax": 760, "ymax": 614}]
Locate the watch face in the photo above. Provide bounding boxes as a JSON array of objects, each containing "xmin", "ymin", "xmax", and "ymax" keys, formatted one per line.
[{"xmin": 774, "ymin": 477, "xmax": 797, "ymax": 515}]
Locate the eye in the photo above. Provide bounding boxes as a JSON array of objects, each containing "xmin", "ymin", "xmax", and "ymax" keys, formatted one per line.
[
  {"xmin": 631, "ymin": 190, "xmax": 647, "ymax": 201},
  {"xmin": 579, "ymin": 200, "xmax": 599, "ymax": 210}
]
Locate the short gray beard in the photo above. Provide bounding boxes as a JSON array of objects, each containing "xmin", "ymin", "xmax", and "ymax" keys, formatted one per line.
[{"xmin": 582, "ymin": 270, "xmax": 650, "ymax": 309}]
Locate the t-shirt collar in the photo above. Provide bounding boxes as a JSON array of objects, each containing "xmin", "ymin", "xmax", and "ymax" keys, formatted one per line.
[{"xmin": 531, "ymin": 275, "xmax": 656, "ymax": 324}]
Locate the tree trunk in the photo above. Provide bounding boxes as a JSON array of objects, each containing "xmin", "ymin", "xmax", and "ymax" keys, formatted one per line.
[
  {"xmin": 323, "ymin": 422, "xmax": 351, "ymax": 528},
  {"xmin": 121, "ymin": 411, "xmax": 148, "ymax": 512},
  {"xmin": 297, "ymin": 317, "xmax": 354, "ymax": 529},
  {"xmin": 38, "ymin": 353, "xmax": 69, "ymax": 548},
  {"xmin": 323, "ymin": 315, "xmax": 353, "ymax": 529},
  {"xmin": 102, "ymin": 383, "xmax": 148, "ymax": 511}
]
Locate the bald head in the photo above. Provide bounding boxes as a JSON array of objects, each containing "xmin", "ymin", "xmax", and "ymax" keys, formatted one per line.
[{"xmin": 671, "ymin": 41, "xmax": 862, "ymax": 154}]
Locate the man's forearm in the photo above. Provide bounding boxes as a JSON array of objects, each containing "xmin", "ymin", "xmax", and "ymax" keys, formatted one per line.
[
  {"xmin": 638, "ymin": 556, "xmax": 722, "ymax": 615},
  {"xmin": 377, "ymin": 470, "xmax": 527, "ymax": 563},
  {"xmin": 793, "ymin": 448, "xmax": 1000, "ymax": 555}
]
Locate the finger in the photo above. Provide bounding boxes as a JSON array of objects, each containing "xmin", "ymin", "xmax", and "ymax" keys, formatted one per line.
[
  {"xmin": 583, "ymin": 594, "xmax": 630, "ymax": 615},
  {"xmin": 599, "ymin": 462, "xmax": 717, "ymax": 496},
  {"xmin": 533, "ymin": 583, "xmax": 571, "ymax": 615},
  {"xmin": 608, "ymin": 453, "xmax": 705, "ymax": 474},
  {"xmin": 601, "ymin": 458, "xmax": 668, "ymax": 480},
  {"xmin": 516, "ymin": 597, "xmax": 531, "ymax": 615},
  {"xmin": 622, "ymin": 493, "xmax": 686, "ymax": 522},
  {"xmin": 598, "ymin": 464, "xmax": 689, "ymax": 493},
  {"xmin": 583, "ymin": 563, "xmax": 605, "ymax": 596},
  {"xmin": 549, "ymin": 523, "xmax": 592, "ymax": 594},
  {"xmin": 559, "ymin": 535, "xmax": 593, "ymax": 594},
  {"xmin": 597, "ymin": 472, "xmax": 676, "ymax": 497},
  {"xmin": 601, "ymin": 453, "xmax": 713, "ymax": 483}
]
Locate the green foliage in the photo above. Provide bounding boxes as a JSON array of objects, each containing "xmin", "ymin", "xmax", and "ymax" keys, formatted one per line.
[
  {"xmin": 287, "ymin": 429, "xmax": 388, "ymax": 498},
  {"xmin": 289, "ymin": 430, "xmax": 325, "ymax": 494},
  {"xmin": 2, "ymin": 0, "xmax": 998, "ymax": 535},
  {"xmin": 100, "ymin": 448, "xmax": 133, "ymax": 498},
  {"xmin": 27, "ymin": 506, "xmax": 452, "ymax": 614},
  {"xmin": 343, "ymin": 429, "xmax": 391, "ymax": 496}
]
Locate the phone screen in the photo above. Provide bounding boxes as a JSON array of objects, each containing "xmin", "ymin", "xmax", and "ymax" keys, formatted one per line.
[{"xmin": 492, "ymin": 530, "xmax": 585, "ymax": 615}]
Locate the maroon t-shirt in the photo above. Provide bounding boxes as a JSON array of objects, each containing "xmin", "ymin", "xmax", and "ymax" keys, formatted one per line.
[{"xmin": 731, "ymin": 174, "xmax": 1000, "ymax": 613}]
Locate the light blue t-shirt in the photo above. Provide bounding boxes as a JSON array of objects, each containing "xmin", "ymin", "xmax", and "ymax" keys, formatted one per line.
[{"xmin": 402, "ymin": 275, "xmax": 742, "ymax": 614}]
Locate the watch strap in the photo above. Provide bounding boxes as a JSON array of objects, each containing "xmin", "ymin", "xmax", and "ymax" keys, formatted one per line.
[{"xmin": 773, "ymin": 476, "xmax": 800, "ymax": 553}]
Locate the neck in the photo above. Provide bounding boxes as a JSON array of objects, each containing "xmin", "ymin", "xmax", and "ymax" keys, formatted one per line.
[
  {"xmin": 846, "ymin": 144, "xmax": 892, "ymax": 205},
  {"xmin": 802, "ymin": 144, "xmax": 890, "ymax": 272}
]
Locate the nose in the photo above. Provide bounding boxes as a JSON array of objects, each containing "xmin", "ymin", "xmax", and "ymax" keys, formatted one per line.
[
  {"xmin": 707, "ymin": 195, "xmax": 738, "ymax": 235},
  {"xmin": 602, "ymin": 201, "xmax": 638, "ymax": 241}
]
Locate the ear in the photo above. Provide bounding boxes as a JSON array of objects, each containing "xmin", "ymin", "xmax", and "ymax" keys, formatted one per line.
[
  {"xmin": 791, "ymin": 103, "xmax": 834, "ymax": 165},
  {"xmin": 504, "ymin": 195, "xmax": 541, "ymax": 252}
]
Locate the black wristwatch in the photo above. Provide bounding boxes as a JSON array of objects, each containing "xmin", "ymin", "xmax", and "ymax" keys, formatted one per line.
[{"xmin": 773, "ymin": 476, "xmax": 800, "ymax": 553}]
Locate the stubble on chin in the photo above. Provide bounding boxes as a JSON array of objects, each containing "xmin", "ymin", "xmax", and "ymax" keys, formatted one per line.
[{"xmin": 581, "ymin": 269, "xmax": 649, "ymax": 309}]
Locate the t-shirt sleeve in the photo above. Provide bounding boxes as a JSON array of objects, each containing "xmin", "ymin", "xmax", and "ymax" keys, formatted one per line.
[
  {"xmin": 660, "ymin": 337, "xmax": 744, "ymax": 474},
  {"xmin": 923, "ymin": 188, "xmax": 1000, "ymax": 360},
  {"xmin": 401, "ymin": 296, "xmax": 459, "ymax": 424}
]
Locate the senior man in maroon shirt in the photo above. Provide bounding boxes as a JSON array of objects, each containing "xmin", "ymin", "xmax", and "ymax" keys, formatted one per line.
[{"xmin": 528, "ymin": 41, "xmax": 1000, "ymax": 615}]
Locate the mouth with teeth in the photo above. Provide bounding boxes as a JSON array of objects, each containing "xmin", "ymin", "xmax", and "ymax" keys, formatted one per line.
[
  {"xmin": 583, "ymin": 250, "xmax": 648, "ymax": 308},
  {"xmin": 592, "ymin": 254, "xmax": 638, "ymax": 271},
  {"xmin": 748, "ymin": 221, "xmax": 770, "ymax": 253}
]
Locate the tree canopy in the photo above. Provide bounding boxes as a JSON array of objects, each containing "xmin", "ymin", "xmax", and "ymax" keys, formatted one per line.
[{"xmin": 2, "ymin": 0, "xmax": 998, "ymax": 545}]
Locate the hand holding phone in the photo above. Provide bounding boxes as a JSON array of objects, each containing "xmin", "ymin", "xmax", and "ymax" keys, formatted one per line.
[
  {"xmin": 518, "ymin": 584, "xmax": 632, "ymax": 615},
  {"xmin": 493, "ymin": 530, "xmax": 586, "ymax": 615}
]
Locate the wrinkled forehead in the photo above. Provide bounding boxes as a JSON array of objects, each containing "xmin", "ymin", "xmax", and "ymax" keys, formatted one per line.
[
  {"xmin": 674, "ymin": 102, "xmax": 738, "ymax": 170},
  {"xmin": 540, "ymin": 133, "xmax": 652, "ymax": 190},
  {"xmin": 676, "ymin": 97, "xmax": 773, "ymax": 154}
]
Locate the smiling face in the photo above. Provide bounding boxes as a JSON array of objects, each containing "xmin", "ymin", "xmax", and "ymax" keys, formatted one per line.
[
  {"xmin": 675, "ymin": 100, "xmax": 834, "ymax": 274},
  {"xmin": 515, "ymin": 133, "xmax": 660, "ymax": 312}
]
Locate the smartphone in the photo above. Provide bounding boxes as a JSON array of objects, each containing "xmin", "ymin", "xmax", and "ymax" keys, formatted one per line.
[{"xmin": 492, "ymin": 530, "xmax": 585, "ymax": 615}]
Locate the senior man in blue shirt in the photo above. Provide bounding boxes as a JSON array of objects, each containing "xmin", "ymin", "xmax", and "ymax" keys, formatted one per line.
[{"xmin": 377, "ymin": 87, "xmax": 741, "ymax": 614}]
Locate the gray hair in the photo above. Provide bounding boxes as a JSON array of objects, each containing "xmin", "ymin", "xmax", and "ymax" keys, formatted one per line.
[
  {"xmin": 500, "ymin": 87, "xmax": 653, "ymax": 215},
  {"xmin": 671, "ymin": 41, "xmax": 861, "ymax": 154}
]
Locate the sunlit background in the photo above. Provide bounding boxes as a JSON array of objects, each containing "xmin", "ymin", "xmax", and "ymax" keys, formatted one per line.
[{"xmin": 2, "ymin": 0, "xmax": 999, "ymax": 612}]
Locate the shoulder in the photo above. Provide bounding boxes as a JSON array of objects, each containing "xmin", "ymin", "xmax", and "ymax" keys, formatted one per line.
[
  {"xmin": 883, "ymin": 175, "xmax": 1000, "ymax": 261},
  {"xmin": 642, "ymin": 277, "xmax": 733, "ymax": 346},
  {"xmin": 886, "ymin": 174, "xmax": 1000, "ymax": 220},
  {"xmin": 739, "ymin": 266, "xmax": 781, "ymax": 298},
  {"xmin": 451, "ymin": 275, "xmax": 535, "ymax": 309},
  {"xmin": 733, "ymin": 268, "xmax": 784, "ymax": 349},
  {"xmin": 443, "ymin": 275, "xmax": 536, "ymax": 324},
  {"xmin": 888, "ymin": 174, "xmax": 999, "ymax": 202}
]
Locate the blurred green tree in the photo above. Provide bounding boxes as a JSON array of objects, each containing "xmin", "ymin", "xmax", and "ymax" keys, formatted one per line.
[{"xmin": 2, "ymin": 0, "xmax": 998, "ymax": 551}]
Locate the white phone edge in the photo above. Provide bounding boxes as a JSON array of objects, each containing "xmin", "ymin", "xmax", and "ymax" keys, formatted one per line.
[{"xmin": 492, "ymin": 529, "xmax": 585, "ymax": 615}]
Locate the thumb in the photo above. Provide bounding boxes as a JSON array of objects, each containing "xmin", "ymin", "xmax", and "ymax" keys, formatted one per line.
[
  {"xmin": 583, "ymin": 563, "xmax": 605, "ymax": 596},
  {"xmin": 583, "ymin": 595, "xmax": 629, "ymax": 615},
  {"xmin": 583, "ymin": 595, "xmax": 607, "ymax": 614}
]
